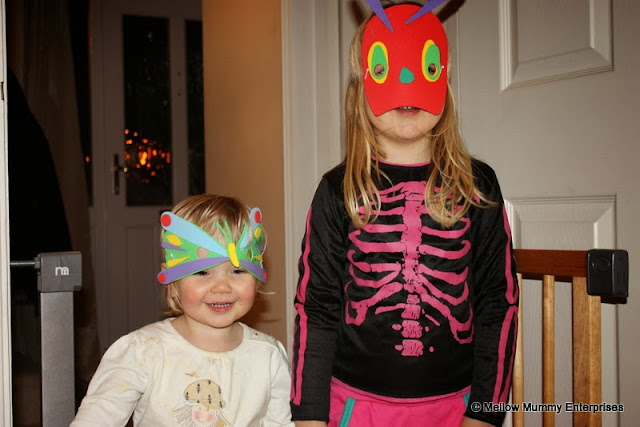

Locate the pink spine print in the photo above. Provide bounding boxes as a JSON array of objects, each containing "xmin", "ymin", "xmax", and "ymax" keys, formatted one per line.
[{"xmin": 345, "ymin": 181, "xmax": 473, "ymax": 357}]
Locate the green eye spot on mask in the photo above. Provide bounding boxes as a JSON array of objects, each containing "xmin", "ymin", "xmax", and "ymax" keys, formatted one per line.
[
  {"xmin": 368, "ymin": 41, "xmax": 389, "ymax": 84},
  {"xmin": 422, "ymin": 40, "xmax": 442, "ymax": 82}
]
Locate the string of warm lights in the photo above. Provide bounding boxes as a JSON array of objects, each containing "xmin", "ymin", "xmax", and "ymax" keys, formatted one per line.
[{"xmin": 123, "ymin": 129, "xmax": 171, "ymax": 183}]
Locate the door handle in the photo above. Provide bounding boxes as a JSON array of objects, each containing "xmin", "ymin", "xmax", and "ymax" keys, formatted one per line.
[{"xmin": 112, "ymin": 153, "xmax": 128, "ymax": 195}]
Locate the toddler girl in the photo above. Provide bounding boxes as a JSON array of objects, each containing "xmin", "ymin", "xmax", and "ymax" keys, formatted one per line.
[{"xmin": 73, "ymin": 194, "xmax": 293, "ymax": 426}]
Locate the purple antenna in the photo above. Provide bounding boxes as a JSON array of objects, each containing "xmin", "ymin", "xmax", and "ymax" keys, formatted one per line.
[
  {"xmin": 365, "ymin": 0, "xmax": 394, "ymax": 32},
  {"xmin": 406, "ymin": 0, "xmax": 448, "ymax": 24}
]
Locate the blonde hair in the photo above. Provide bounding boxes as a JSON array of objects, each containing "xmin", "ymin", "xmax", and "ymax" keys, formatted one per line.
[
  {"xmin": 162, "ymin": 194, "xmax": 265, "ymax": 316},
  {"xmin": 343, "ymin": 8, "xmax": 491, "ymax": 229}
]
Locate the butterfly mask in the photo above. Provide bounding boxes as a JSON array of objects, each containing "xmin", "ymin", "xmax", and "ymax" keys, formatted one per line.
[{"xmin": 157, "ymin": 208, "xmax": 267, "ymax": 284}]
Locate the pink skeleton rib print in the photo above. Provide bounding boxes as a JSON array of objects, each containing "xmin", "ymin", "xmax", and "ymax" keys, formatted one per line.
[{"xmin": 345, "ymin": 180, "xmax": 473, "ymax": 356}]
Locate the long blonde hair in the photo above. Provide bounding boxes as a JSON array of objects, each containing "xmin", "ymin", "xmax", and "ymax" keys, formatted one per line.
[
  {"xmin": 343, "ymin": 10, "xmax": 490, "ymax": 229},
  {"xmin": 161, "ymin": 194, "xmax": 264, "ymax": 316}
]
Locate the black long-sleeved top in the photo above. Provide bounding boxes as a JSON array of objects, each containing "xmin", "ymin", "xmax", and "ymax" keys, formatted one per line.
[{"xmin": 290, "ymin": 160, "xmax": 519, "ymax": 426}]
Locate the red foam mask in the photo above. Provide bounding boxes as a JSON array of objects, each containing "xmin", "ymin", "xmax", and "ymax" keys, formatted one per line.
[{"xmin": 361, "ymin": 4, "xmax": 448, "ymax": 116}]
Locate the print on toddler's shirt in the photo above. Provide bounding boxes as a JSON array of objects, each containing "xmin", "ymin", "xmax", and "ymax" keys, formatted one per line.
[{"xmin": 173, "ymin": 379, "xmax": 230, "ymax": 427}]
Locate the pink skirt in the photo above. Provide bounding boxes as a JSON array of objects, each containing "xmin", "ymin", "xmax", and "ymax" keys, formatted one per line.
[{"xmin": 329, "ymin": 377, "xmax": 470, "ymax": 427}]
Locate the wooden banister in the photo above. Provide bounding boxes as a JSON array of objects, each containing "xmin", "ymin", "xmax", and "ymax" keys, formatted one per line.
[
  {"xmin": 542, "ymin": 275, "xmax": 555, "ymax": 427},
  {"xmin": 572, "ymin": 277, "xmax": 602, "ymax": 427},
  {"xmin": 512, "ymin": 249, "xmax": 602, "ymax": 427},
  {"xmin": 514, "ymin": 249, "xmax": 586, "ymax": 278}
]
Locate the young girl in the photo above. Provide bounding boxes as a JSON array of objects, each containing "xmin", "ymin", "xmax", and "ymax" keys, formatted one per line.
[
  {"xmin": 290, "ymin": 2, "xmax": 518, "ymax": 427},
  {"xmin": 72, "ymin": 194, "xmax": 293, "ymax": 426}
]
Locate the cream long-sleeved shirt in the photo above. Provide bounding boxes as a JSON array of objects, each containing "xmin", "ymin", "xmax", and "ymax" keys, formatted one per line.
[{"xmin": 72, "ymin": 319, "xmax": 293, "ymax": 427}]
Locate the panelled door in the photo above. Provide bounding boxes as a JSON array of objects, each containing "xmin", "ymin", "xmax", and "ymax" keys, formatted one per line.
[
  {"xmin": 449, "ymin": 1, "xmax": 634, "ymax": 426},
  {"xmin": 89, "ymin": 0, "xmax": 203, "ymax": 351}
]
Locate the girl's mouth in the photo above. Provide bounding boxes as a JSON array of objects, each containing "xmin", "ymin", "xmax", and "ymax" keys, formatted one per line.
[
  {"xmin": 395, "ymin": 106, "xmax": 420, "ymax": 115},
  {"xmin": 207, "ymin": 302, "xmax": 233, "ymax": 311}
]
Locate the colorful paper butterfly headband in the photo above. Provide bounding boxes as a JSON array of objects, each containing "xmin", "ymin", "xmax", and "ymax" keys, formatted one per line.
[
  {"xmin": 157, "ymin": 207, "xmax": 267, "ymax": 284},
  {"xmin": 362, "ymin": 0, "xmax": 449, "ymax": 116}
]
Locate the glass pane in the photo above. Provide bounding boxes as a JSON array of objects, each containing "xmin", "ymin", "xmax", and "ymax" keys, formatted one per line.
[
  {"xmin": 186, "ymin": 20, "xmax": 205, "ymax": 195},
  {"xmin": 122, "ymin": 15, "xmax": 172, "ymax": 206}
]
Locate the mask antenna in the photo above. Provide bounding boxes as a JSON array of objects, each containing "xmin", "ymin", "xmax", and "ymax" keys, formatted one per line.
[
  {"xmin": 406, "ymin": 0, "xmax": 448, "ymax": 24},
  {"xmin": 365, "ymin": 0, "xmax": 394, "ymax": 31}
]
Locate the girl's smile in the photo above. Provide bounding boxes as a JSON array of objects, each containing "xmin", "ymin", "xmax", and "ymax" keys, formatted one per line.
[
  {"xmin": 171, "ymin": 261, "xmax": 258, "ymax": 351},
  {"xmin": 206, "ymin": 302, "xmax": 234, "ymax": 312},
  {"xmin": 395, "ymin": 106, "xmax": 421, "ymax": 116}
]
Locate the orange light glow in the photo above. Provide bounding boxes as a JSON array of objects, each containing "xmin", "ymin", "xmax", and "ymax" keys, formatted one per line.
[{"xmin": 122, "ymin": 128, "xmax": 171, "ymax": 184}]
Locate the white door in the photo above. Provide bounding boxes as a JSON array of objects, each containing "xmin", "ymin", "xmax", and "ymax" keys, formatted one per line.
[
  {"xmin": 449, "ymin": 1, "xmax": 637, "ymax": 426},
  {"xmin": 90, "ymin": 0, "xmax": 202, "ymax": 351},
  {"xmin": 337, "ymin": 0, "xmax": 638, "ymax": 426}
]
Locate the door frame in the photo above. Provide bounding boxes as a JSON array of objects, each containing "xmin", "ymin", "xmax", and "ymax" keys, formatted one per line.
[
  {"xmin": 281, "ymin": 0, "xmax": 343, "ymax": 351},
  {"xmin": 1, "ymin": 0, "xmax": 14, "ymax": 423}
]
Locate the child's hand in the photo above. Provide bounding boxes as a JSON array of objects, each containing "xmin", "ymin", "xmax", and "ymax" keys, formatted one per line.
[
  {"xmin": 461, "ymin": 416, "xmax": 494, "ymax": 427},
  {"xmin": 294, "ymin": 422, "xmax": 327, "ymax": 427}
]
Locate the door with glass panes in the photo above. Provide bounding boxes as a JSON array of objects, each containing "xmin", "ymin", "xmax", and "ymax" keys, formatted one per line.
[{"xmin": 89, "ymin": 0, "xmax": 203, "ymax": 351}]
